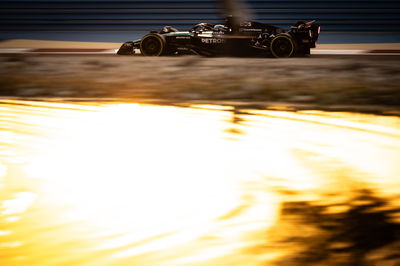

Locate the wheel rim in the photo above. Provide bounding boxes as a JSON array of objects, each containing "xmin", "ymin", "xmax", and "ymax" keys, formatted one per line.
[
  {"xmin": 141, "ymin": 36, "xmax": 163, "ymax": 56},
  {"xmin": 271, "ymin": 37, "xmax": 294, "ymax": 57}
]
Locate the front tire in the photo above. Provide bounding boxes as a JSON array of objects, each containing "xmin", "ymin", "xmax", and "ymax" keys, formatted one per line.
[
  {"xmin": 270, "ymin": 34, "xmax": 296, "ymax": 58},
  {"xmin": 140, "ymin": 34, "xmax": 166, "ymax": 56}
]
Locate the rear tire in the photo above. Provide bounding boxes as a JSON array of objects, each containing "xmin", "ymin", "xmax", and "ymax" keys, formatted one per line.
[
  {"xmin": 270, "ymin": 34, "xmax": 296, "ymax": 58},
  {"xmin": 140, "ymin": 34, "xmax": 166, "ymax": 56}
]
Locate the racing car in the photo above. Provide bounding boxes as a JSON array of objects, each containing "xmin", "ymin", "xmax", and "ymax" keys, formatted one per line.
[{"xmin": 117, "ymin": 17, "xmax": 320, "ymax": 58}]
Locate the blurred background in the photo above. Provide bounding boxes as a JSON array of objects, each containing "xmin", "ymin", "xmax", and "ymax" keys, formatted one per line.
[{"xmin": 0, "ymin": 0, "xmax": 399, "ymax": 44}]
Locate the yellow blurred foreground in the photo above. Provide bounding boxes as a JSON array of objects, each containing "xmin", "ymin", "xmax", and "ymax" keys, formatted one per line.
[{"xmin": 1, "ymin": 100, "xmax": 399, "ymax": 266}]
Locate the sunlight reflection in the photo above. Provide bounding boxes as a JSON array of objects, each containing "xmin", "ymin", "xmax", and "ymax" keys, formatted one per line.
[
  {"xmin": 1, "ymin": 100, "xmax": 399, "ymax": 266},
  {"xmin": 0, "ymin": 241, "xmax": 22, "ymax": 248},
  {"xmin": 0, "ymin": 230, "xmax": 12, "ymax": 236},
  {"xmin": 5, "ymin": 216, "xmax": 21, "ymax": 223},
  {"xmin": 20, "ymin": 102, "xmax": 279, "ymax": 264},
  {"xmin": 243, "ymin": 110, "xmax": 400, "ymax": 191},
  {"xmin": 0, "ymin": 163, "xmax": 7, "ymax": 178},
  {"xmin": 1, "ymin": 192, "xmax": 37, "ymax": 215}
]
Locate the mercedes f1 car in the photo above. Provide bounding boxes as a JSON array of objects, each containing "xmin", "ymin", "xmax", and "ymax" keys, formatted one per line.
[{"xmin": 117, "ymin": 17, "xmax": 320, "ymax": 58}]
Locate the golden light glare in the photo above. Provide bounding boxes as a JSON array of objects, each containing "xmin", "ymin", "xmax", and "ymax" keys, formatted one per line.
[{"xmin": 1, "ymin": 100, "xmax": 399, "ymax": 266}]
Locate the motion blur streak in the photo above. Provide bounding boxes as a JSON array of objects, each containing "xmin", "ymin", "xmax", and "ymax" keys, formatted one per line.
[{"xmin": 0, "ymin": 99, "xmax": 399, "ymax": 266}]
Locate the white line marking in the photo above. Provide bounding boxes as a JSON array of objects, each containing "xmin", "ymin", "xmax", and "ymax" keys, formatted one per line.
[
  {"xmin": 0, "ymin": 48, "xmax": 31, "ymax": 54},
  {"xmin": 312, "ymin": 49, "xmax": 366, "ymax": 55}
]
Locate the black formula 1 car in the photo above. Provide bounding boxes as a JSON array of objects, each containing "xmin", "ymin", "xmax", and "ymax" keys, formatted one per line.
[{"xmin": 117, "ymin": 17, "xmax": 320, "ymax": 57}]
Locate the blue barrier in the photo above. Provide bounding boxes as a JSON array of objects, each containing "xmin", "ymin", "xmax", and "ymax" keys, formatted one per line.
[{"xmin": 0, "ymin": 0, "xmax": 399, "ymax": 42}]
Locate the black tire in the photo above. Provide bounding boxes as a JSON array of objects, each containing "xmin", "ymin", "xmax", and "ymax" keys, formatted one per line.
[
  {"xmin": 270, "ymin": 34, "xmax": 297, "ymax": 58},
  {"xmin": 302, "ymin": 47, "xmax": 311, "ymax": 56},
  {"xmin": 140, "ymin": 34, "xmax": 166, "ymax": 56},
  {"xmin": 117, "ymin": 41, "xmax": 135, "ymax": 55}
]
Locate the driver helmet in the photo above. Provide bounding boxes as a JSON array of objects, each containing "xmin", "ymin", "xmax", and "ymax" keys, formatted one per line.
[
  {"xmin": 214, "ymin": 24, "xmax": 228, "ymax": 32},
  {"xmin": 161, "ymin": 26, "xmax": 179, "ymax": 33}
]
